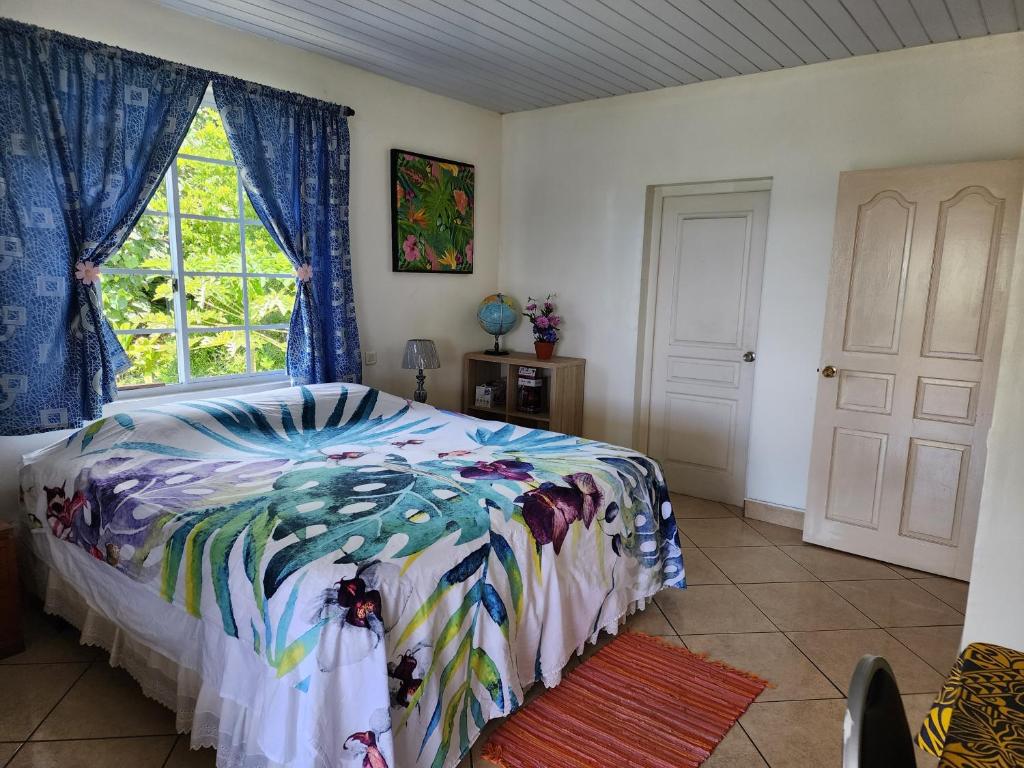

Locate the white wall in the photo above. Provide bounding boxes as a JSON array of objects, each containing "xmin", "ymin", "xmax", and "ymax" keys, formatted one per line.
[
  {"xmin": 962, "ymin": 208, "xmax": 1024, "ymax": 650},
  {"xmin": 499, "ymin": 33, "xmax": 1024, "ymax": 511},
  {"xmin": 0, "ymin": 0, "xmax": 501, "ymax": 517}
]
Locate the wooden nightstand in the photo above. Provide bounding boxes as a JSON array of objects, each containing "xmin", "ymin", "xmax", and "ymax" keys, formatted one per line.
[
  {"xmin": 0, "ymin": 522, "xmax": 24, "ymax": 659},
  {"xmin": 463, "ymin": 351, "xmax": 585, "ymax": 436}
]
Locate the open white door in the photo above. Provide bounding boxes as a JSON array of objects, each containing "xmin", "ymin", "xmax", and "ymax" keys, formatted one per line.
[
  {"xmin": 647, "ymin": 191, "xmax": 769, "ymax": 506},
  {"xmin": 804, "ymin": 160, "xmax": 1024, "ymax": 580}
]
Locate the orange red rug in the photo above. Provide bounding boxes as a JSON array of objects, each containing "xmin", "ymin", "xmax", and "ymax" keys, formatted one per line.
[{"xmin": 483, "ymin": 632, "xmax": 768, "ymax": 768}]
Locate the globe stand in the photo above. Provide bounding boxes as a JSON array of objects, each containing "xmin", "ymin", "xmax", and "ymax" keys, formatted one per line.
[
  {"xmin": 484, "ymin": 335, "xmax": 509, "ymax": 356},
  {"xmin": 479, "ymin": 292, "xmax": 516, "ymax": 356}
]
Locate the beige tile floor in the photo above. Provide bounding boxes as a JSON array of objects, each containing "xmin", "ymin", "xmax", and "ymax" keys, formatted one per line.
[{"xmin": 0, "ymin": 494, "xmax": 965, "ymax": 768}]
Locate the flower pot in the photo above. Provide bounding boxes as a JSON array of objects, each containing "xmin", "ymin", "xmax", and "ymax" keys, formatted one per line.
[{"xmin": 534, "ymin": 341, "xmax": 555, "ymax": 360}]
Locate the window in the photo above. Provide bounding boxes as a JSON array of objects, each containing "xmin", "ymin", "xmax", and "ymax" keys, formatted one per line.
[{"xmin": 103, "ymin": 100, "xmax": 294, "ymax": 389}]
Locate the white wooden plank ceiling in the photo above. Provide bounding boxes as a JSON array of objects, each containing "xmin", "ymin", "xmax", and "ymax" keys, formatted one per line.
[{"xmin": 162, "ymin": 0, "xmax": 1024, "ymax": 112}]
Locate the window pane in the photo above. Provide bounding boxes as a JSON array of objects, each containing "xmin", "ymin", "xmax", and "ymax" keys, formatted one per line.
[
  {"xmin": 178, "ymin": 159, "xmax": 238, "ymax": 218},
  {"xmin": 243, "ymin": 192, "xmax": 258, "ymax": 221},
  {"xmin": 181, "ymin": 220, "xmax": 242, "ymax": 272},
  {"xmin": 148, "ymin": 181, "xmax": 167, "ymax": 212},
  {"xmin": 189, "ymin": 330, "xmax": 247, "ymax": 378},
  {"xmin": 245, "ymin": 225, "xmax": 291, "ymax": 273},
  {"xmin": 252, "ymin": 329, "xmax": 287, "ymax": 372},
  {"xmin": 107, "ymin": 214, "xmax": 171, "ymax": 269},
  {"xmin": 247, "ymin": 277, "xmax": 295, "ymax": 326},
  {"xmin": 117, "ymin": 333, "xmax": 179, "ymax": 385},
  {"xmin": 179, "ymin": 106, "xmax": 234, "ymax": 162},
  {"xmin": 185, "ymin": 277, "xmax": 243, "ymax": 327},
  {"xmin": 102, "ymin": 275, "xmax": 175, "ymax": 330}
]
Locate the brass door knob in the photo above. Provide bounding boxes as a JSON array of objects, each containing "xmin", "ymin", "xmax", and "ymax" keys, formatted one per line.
[{"xmin": 821, "ymin": 365, "xmax": 837, "ymax": 378}]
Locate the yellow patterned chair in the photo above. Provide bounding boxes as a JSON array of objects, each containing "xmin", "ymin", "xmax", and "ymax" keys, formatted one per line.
[{"xmin": 916, "ymin": 643, "xmax": 1024, "ymax": 768}]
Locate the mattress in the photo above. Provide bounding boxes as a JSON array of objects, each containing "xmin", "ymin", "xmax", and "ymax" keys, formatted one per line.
[{"xmin": 20, "ymin": 383, "xmax": 684, "ymax": 767}]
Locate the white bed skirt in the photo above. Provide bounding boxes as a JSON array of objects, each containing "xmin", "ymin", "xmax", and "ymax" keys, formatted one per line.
[
  {"xmin": 27, "ymin": 532, "xmax": 652, "ymax": 768},
  {"xmin": 30, "ymin": 532, "xmax": 312, "ymax": 768}
]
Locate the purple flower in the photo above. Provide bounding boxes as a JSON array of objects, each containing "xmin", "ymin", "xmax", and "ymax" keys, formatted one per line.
[
  {"xmin": 525, "ymin": 302, "xmax": 537, "ymax": 311},
  {"xmin": 460, "ymin": 459, "xmax": 534, "ymax": 481},
  {"xmin": 566, "ymin": 472, "xmax": 602, "ymax": 527},
  {"xmin": 549, "ymin": 315, "xmax": 561, "ymax": 328},
  {"xmin": 516, "ymin": 473, "xmax": 604, "ymax": 553},
  {"xmin": 335, "ymin": 576, "xmax": 383, "ymax": 629},
  {"xmin": 389, "ymin": 652, "xmax": 423, "ymax": 707},
  {"xmin": 534, "ymin": 316, "xmax": 550, "ymax": 329}
]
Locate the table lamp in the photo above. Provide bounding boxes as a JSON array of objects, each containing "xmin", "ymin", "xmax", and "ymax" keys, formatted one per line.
[{"xmin": 402, "ymin": 339, "xmax": 440, "ymax": 403}]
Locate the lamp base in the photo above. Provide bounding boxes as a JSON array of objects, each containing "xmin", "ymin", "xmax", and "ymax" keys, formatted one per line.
[{"xmin": 413, "ymin": 370, "xmax": 428, "ymax": 403}]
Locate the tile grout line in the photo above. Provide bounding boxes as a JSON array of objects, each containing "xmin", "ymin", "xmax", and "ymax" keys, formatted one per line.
[
  {"xmin": 25, "ymin": 733, "xmax": 185, "ymax": 744},
  {"xmin": 656, "ymin": 537, "xmax": 786, "ymax": 640},
  {"xmin": 691, "ymin": 512, "xmax": 962, "ymax": 689},
  {"xmin": 678, "ymin": 511, "xmax": 954, "ymax": 695},
  {"xmin": 161, "ymin": 734, "xmax": 182, "ymax": 768},
  {"xmin": 675, "ymin": 498, "xmax": 966, "ymax": 766},
  {"xmin": 6, "ymin": 659, "xmax": 95, "ymax": 765},
  {"xmin": 816, "ymin": 578, "xmax": 880, "ymax": 629},
  {"xmin": 691, "ymin": 532, "xmax": 853, "ymax": 701},
  {"xmin": 745, "ymin": 545, "xmax": 849, "ymax": 700},
  {"xmin": 689, "ymin": 514, "xmax": 844, "ymax": 764},
  {"xmin": 736, "ymin": 719, "xmax": 774, "ymax": 767},
  {"xmin": 880, "ymin": 625, "xmax": 961, "ymax": 678},
  {"xmin": 0, "ymin": 659, "xmax": 103, "ymax": 667},
  {"xmin": 908, "ymin": 577, "xmax": 969, "ymax": 613},
  {"xmin": 655, "ymin": 514, "xmax": 797, "ymax": 768}
]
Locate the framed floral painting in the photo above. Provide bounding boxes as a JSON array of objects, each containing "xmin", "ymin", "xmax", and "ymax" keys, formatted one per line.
[{"xmin": 391, "ymin": 149, "xmax": 474, "ymax": 273}]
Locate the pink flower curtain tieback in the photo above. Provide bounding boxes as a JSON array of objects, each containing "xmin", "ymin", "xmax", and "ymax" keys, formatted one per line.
[
  {"xmin": 74, "ymin": 260, "xmax": 101, "ymax": 285},
  {"xmin": 295, "ymin": 264, "xmax": 313, "ymax": 282}
]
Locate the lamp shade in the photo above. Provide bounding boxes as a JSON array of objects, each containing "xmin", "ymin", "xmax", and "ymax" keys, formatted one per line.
[{"xmin": 402, "ymin": 339, "xmax": 440, "ymax": 370}]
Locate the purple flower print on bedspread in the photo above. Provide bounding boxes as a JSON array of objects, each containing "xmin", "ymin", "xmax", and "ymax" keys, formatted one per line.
[
  {"xmin": 45, "ymin": 455, "xmax": 290, "ymax": 578},
  {"xmin": 515, "ymin": 472, "xmax": 603, "ymax": 553}
]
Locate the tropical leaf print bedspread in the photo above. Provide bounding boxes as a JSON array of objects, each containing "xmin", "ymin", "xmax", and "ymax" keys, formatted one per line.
[{"xmin": 20, "ymin": 384, "xmax": 685, "ymax": 768}]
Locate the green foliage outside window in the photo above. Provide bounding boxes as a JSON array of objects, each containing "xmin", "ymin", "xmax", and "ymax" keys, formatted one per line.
[{"xmin": 105, "ymin": 105, "xmax": 292, "ymax": 387}]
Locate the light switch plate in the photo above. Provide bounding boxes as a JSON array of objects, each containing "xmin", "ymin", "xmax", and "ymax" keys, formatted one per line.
[{"xmin": 363, "ymin": 350, "xmax": 377, "ymax": 366}]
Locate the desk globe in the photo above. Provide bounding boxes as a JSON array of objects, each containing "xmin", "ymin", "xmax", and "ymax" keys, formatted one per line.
[{"xmin": 477, "ymin": 293, "xmax": 519, "ymax": 355}]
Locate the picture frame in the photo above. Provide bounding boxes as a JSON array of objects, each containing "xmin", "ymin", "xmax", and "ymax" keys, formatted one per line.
[{"xmin": 391, "ymin": 149, "xmax": 475, "ymax": 274}]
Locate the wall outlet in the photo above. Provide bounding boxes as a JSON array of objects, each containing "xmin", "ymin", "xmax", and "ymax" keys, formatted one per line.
[{"xmin": 363, "ymin": 350, "xmax": 377, "ymax": 366}]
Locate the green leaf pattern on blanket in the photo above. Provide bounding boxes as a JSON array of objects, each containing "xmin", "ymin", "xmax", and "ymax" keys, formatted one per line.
[{"xmin": 30, "ymin": 384, "xmax": 682, "ymax": 768}]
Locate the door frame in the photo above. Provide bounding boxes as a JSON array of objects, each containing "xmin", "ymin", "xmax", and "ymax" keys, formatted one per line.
[{"xmin": 634, "ymin": 177, "xmax": 774, "ymax": 455}]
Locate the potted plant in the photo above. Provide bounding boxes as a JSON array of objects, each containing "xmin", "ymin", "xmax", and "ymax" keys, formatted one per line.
[{"xmin": 523, "ymin": 294, "xmax": 561, "ymax": 360}]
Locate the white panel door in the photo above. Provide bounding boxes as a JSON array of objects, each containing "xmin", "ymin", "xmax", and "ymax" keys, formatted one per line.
[
  {"xmin": 805, "ymin": 160, "xmax": 1024, "ymax": 579},
  {"xmin": 647, "ymin": 192, "xmax": 769, "ymax": 505}
]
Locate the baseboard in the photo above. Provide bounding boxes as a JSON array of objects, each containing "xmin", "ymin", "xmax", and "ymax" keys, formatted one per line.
[{"xmin": 744, "ymin": 498, "xmax": 805, "ymax": 531}]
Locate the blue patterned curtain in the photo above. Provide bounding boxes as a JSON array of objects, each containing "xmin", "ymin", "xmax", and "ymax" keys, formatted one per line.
[
  {"xmin": 213, "ymin": 76, "xmax": 361, "ymax": 385},
  {"xmin": 0, "ymin": 20, "xmax": 209, "ymax": 435}
]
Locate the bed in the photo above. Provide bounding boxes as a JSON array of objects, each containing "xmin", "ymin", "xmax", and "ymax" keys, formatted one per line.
[{"xmin": 20, "ymin": 383, "xmax": 685, "ymax": 768}]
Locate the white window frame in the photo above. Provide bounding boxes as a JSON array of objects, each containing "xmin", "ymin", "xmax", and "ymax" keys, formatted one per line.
[{"xmin": 105, "ymin": 97, "xmax": 294, "ymax": 397}]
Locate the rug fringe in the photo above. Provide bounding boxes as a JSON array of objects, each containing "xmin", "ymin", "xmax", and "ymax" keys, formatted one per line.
[{"xmin": 480, "ymin": 743, "xmax": 514, "ymax": 768}]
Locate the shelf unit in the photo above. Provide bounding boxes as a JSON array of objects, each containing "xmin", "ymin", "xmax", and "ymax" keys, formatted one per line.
[{"xmin": 462, "ymin": 350, "xmax": 585, "ymax": 436}]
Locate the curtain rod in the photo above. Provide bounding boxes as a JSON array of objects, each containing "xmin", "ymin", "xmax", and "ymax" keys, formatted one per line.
[{"xmin": 0, "ymin": 17, "xmax": 356, "ymax": 117}]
